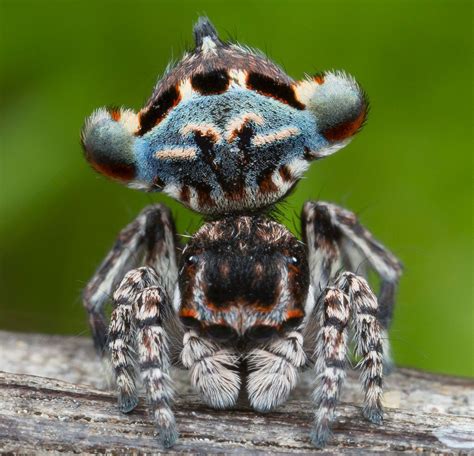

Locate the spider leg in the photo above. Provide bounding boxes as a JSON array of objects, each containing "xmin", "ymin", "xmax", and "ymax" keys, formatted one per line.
[
  {"xmin": 336, "ymin": 272, "xmax": 384, "ymax": 424},
  {"xmin": 310, "ymin": 273, "xmax": 385, "ymax": 447},
  {"xmin": 246, "ymin": 331, "xmax": 307, "ymax": 412},
  {"xmin": 135, "ymin": 284, "xmax": 178, "ymax": 447},
  {"xmin": 82, "ymin": 204, "xmax": 178, "ymax": 355},
  {"xmin": 302, "ymin": 201, "xmax": 397, "ymax": 447},
  {"xmin": 310, "ymin": 287, "xmax": 350, "ymax": 448},
  {"xmin": 109, "ymin": 267, "xmax": 157, "ymax": 413},
  {"xmin": 109, "ymin": 267, "xmax": 178, "ymax": 448},
  {"xmin": 302, "ymin": 201, "xmax": 402, "ymax": 328},
  {"xmin": 180, "ymin": 330, "xmax": 241, "ymax": 409},
  {"xmin": 302, "ymin": 201, "xmax": 402, "ymax": 370}
]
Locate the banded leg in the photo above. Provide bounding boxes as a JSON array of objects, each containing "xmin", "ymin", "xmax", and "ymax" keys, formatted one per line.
[
  {"xmin": 311, "ymin": 287, "xmax": 350, "ymax": 448},
  {"xmin": 302, "ymin": 201, "xmax": 402, "ymax": 328},
  {"xmin": 246, "ymin": 331, "xmax": 307, "ymax": 412},
  {"xmin": 135, "ymin": 285, "xmax": 177, "ymax": 448},
  {"xmin": 109, "ymin": 267, "xmax": 159, "ymax": 412},
  {"xmin": 83, "ymin": 204, "xmax": 178, "ymax": 354},
  {"xmin": 302, "ymin": 201, "xmax": 402, "ymax": 369},
  {"xmin": 181, "ymin": 330, "xmax": 241, "ymax": 409},
  {"xmin": 336, "ymin": 272, "xmax": 384, "ymax": 423}
]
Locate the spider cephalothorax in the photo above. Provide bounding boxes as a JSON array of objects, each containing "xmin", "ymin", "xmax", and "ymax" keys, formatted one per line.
[
  {"xmin": 82, "ymin": 18, "xmax": 402, "ymax": 449},
  {"xmin": 82, "ymin": 17, "xmax": 367, "ymax": 215},
  {"xmin": 177, "ymin": 216, "xmax": 309, "ymax": 341}
]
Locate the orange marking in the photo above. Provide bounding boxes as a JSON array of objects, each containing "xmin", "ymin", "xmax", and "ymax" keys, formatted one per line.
[
  {"xmin": 252, "ymin": 127, "xmax": 299, "ymax": 146},
  {"xmin": 179, "ymin": 308, "xmax": 198, "ymax": 318},
  {"xmin": 278, "ymin": 164, "xmax": 293, "ymax": 182},
  {"xmin": 226, "ymin": 113, "xmax": 264, "ymax": 142},
  {"xmin": 86, "ymin": 158, "xmax": 135, "ymax": 183},
  {"xmin": 155, "ymin": 147, "xmax": 197, "ymax": 160},
  {"xmin": 258, "ymin": 172, "xmax": 278, "ymax": 194},
  {"xmin": 314, "ymin": 73, "xmax": 325, "ymax": 85},
  {"xmin": 109, "ymin": 109, "xmax": 121, "ymax": 122},
  {"xmin": 180, "ymin": 185, "xmax": 191, "ymax": 204},
  {"xmin": 253, "ymin": 319, "xmax": 280, "ymax": 327},
  {"xmin": 286, "ymin": 309, "xmax": 304, "ymax": 319},
  {"xmin": 181, "ymin": 124, "xmax": 221, "ymax": 142},
  {"xmin": 322, "ymin": 104, "xmax": 367, "ymax": 142}
]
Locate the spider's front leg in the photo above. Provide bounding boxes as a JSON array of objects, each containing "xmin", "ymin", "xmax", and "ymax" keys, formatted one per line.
[
  {"xmin": 110, "ymin": 266, "xmax": 179, "ymax": 447},
  {"xmin": 83, "ymin": 204, "xmax": 180, "ymax": 447},
  {"xmin": 301, "ymin": 201, "xmax": 402, "ymax": 447},
  {"xmin": 82, "ymin": 204, "xmax": 178, "ymax": 355},
  {"xmin": 302, "ymin": 201, "xmax": 402, "ymax": 369}
]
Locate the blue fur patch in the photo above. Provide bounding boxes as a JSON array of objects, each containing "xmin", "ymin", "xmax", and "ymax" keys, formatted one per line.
[{"xmin": 134, "ymin": 88, "xmax": 326, "ymax": 191}]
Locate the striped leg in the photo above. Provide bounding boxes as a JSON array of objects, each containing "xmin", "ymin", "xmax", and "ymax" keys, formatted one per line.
[
  {"xmin": 134, "ymin": 285, "xmax": 177, "ymax": 448},
  {"xmin": 109, "ymin": 267, "xmax": 159, "ymax": 413},
  {"xmin": 246, "ymin": 331, "xmax": 307, "ymax": 412},
  {"xmin": 302, "ymin": 201, "xmax": 402, "ymax": 370},
  {"xmin": 336, "ymin": 272, "xmax": 384, "ymax": 424},
  {"xmin": 83, "ymin": 204, "xmax": 178, "ymax": 355},
  {"xmin": 310, "ymin": 287, "xmax": 350, "ymax": 448},
  {"xmin": 303, "ymin": 201, "xmax": 402, "ymax": 325}
]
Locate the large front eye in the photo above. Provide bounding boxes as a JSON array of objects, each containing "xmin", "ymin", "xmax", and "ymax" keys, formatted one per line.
[
  {"xmin": 186, "ymin": 254, "xmax": 198, "ymax": 265},
  {"xmin": 288, "ymin": 256, "xmax": 299, "ymax": 265},
  {"xmin": 205, "ymin": 324, "xmax": 239, "ymax": 343},
  {"xmin": 245, "ymin": 325, "xmax": 278, "ymax": 343}
]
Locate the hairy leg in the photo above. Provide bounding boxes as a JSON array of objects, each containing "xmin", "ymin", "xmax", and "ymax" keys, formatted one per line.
[
  {"xmin": 109, "ymin": 267, "xmax": 159, "ymax": 412},
  {"xmin": 83, "ymin": 204, "xmax": 178, "ymax": 354},
  {"xmin": 336, "ymin": 272, "xmax": 384, "ymax": 423},
  {"xmin": 181, "ymin": 330, "xmax": 241, "ymax": 409},
  {"xmin": 109, "ymin": 266, "xmax": 179, "ymax": 448},
  {"xmin": 246, "ymin": 331, "xmax": 306, "ymax": 412},
  {"xmin": 302, "ymin": 201, "xmax": 402, "ymax": 328},
  {"xmin": 134, "ymin": 284, "xmax": 178, "ymax": 447},
  {"xmin": 302, "ymin": 201, "xmax": 401, "ymax": 369},
  {"xmin": 310, "ymin": 287, "xmax": 350, "ymax": 448}
]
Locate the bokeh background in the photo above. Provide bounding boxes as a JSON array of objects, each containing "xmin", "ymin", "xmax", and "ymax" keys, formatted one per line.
[{"xmin": 1, "ymin": 0, "xmax": 472, "ymax": 377}]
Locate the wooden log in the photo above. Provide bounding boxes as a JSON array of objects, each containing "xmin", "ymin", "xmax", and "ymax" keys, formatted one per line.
[{"xmin": 0, "ymin": 330, "xmax": 472, "ymax": 454}]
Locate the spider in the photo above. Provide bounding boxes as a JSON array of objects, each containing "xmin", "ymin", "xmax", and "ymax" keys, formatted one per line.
[{"xmin": 81, "ymin": 17, "xmax": 402, "ymax": 449}]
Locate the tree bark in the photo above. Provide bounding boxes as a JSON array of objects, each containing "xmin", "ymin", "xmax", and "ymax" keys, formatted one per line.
[{"xmin": 0, "ymin": 330, "xmax": 472, "ymax": 454}]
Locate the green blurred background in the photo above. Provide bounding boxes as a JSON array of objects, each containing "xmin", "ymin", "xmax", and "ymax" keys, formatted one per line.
[{"xmin": 1, "ymin": 0, "xmax": 472, "ymax": 377}]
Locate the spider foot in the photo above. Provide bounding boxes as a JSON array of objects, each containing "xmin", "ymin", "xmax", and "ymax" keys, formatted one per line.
[
  {"xmin": 310, "ymin": 423, "xmax": 332, "ymax": 449},
  {"xmin": 363, "ymin": 405, "xmax": 384, "ymax": 425},
  {"xmin": 155, "ymin": 408, "xmax": 179, "ymax": 448},
  {"xmin": 158, "ymin": 426, "xmax": 179, "ymax": 449},
  {"xmin": 118, "ymin": 391, "xmax": 139, "ymax": 413}
]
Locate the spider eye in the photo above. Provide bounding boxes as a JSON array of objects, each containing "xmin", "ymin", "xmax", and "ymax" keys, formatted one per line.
[
  {"xmin": 205, "ymin": 324, "xmax": 238, "ymax": 343},
  {"xmin": 186, "ymin": 255, "xmax": 198, "ymax": 265},
  {"xmin": 288, "ymin": 256, "xmax": 299, "ymax": 265},
  {"xmin": 245, "ymin": 325, "xmax": 278, "ymax": 343}
]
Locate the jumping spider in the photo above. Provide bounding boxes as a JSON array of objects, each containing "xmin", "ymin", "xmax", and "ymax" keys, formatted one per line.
[{"xmin": 81, "ymin": 17, "xmax": 402, "ymax": 448}]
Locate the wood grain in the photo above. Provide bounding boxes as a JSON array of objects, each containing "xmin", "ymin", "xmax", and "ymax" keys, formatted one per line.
[{"xmin": 0, "ymin": 331, "xmax": 473, "ymax": 454}]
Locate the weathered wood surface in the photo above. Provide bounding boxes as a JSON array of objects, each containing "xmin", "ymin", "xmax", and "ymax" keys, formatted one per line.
[{"xmin": 0, "ymin": 330, "xmax": 473, "ymax": 454}]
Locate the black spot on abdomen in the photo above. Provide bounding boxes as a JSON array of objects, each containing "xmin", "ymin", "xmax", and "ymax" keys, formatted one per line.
[
  {"xmin": 246, "ymin": 72, "xmax": 304, "ymax": 110},
  {"xmin": 191, "ymin": 69, "xmax": 230, "ymax": 95},
  {"xmin": 137, "ymin": 85, "xmax": 181, "ymax": 136}
]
